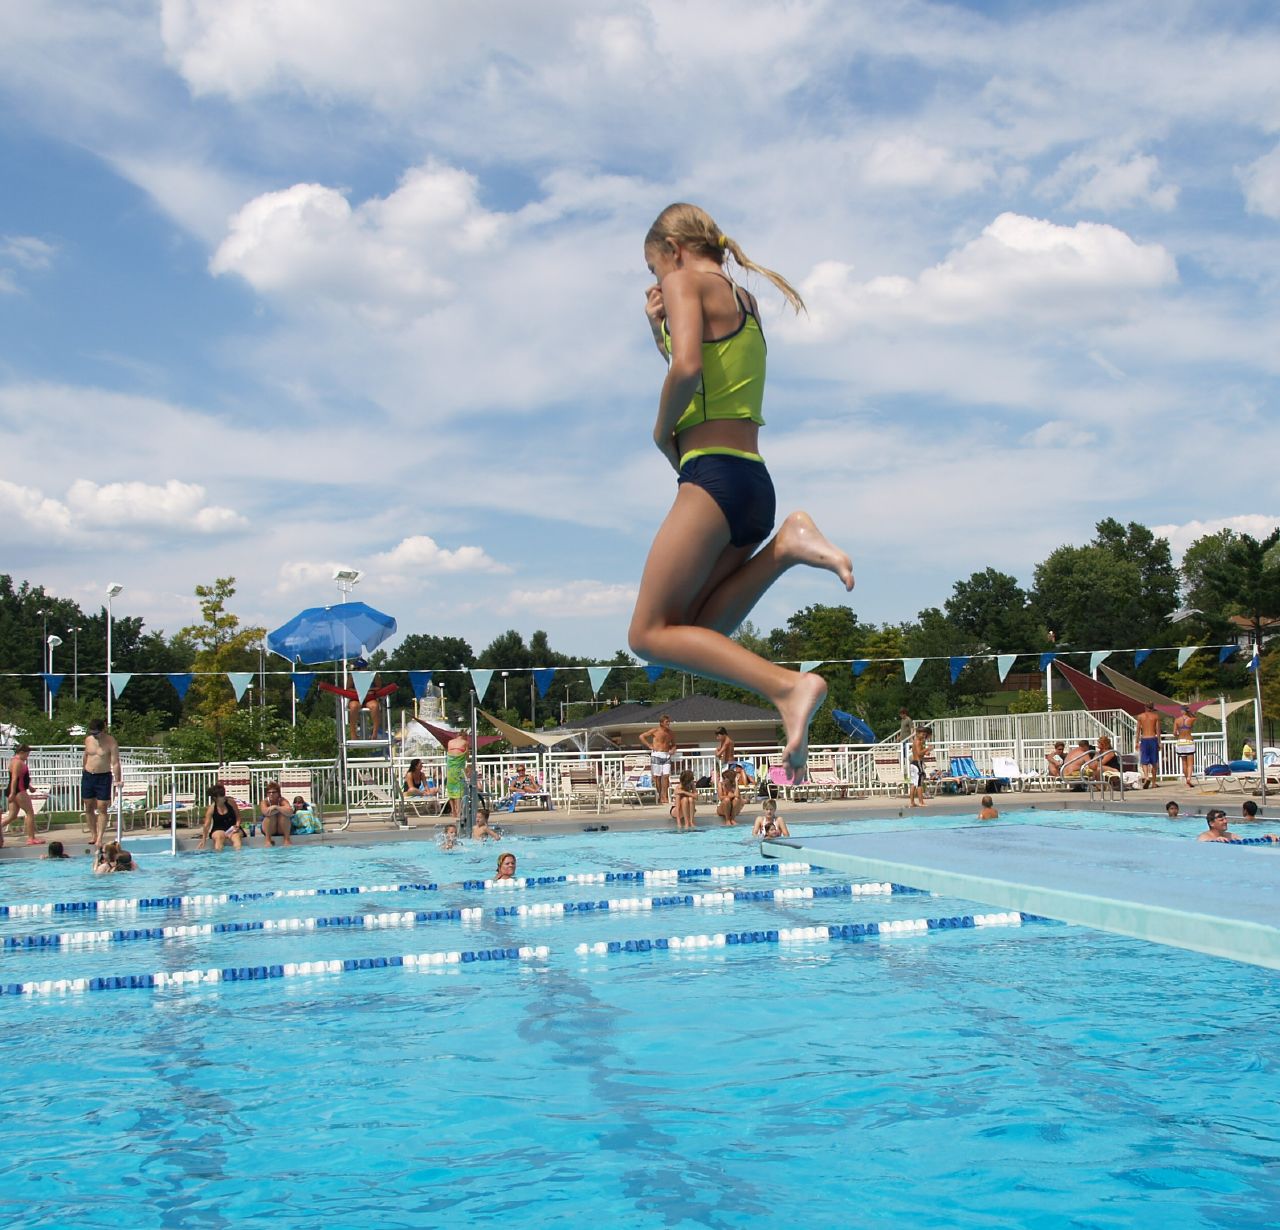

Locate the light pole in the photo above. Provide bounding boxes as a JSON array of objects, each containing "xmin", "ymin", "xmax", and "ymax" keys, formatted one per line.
[
  {"xmin": 37, "ymin": 608, "xmax": 47, "ymax": 716},
  {"xmin": 46, "ymin": 635, "xmax": 63, "ymax": 718},
  {"xmin": 502, "ymin": 670, "xmax": 509, "ymax": 711},
  {"xmin": 106, "ymin": 583, "xmax": 123, "ymax": 725},
  {"xmin": 69, "ymin": 626, "xmax": 81, "ymax": 701}
]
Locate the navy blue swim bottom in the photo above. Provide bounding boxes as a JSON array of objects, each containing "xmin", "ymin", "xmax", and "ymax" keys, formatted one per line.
[{"xmin": 678, "ymin": 452, "xmax": 776, "ymax": 548}]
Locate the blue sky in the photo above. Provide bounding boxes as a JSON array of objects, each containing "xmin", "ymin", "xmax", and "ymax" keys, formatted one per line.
[{"xmin": 1, "ymin": 0, "xmax": 1277, "ymax": 661}]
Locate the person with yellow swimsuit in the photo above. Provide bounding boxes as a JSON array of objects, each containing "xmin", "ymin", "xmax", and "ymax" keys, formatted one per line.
[{"xmin": 627, "ymin": 203, "xmax": 854, "ymax": 782}]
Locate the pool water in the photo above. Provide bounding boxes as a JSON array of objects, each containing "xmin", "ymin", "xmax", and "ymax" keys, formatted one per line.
[{"xmin": 1, "ymin": 810, "xmax": 1277, "ymax": 1228}]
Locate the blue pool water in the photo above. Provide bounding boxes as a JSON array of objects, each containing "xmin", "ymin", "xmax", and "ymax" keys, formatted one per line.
[{"xmin": 1, "ymin": 810, "xmax": 1277, "ymax": 1228}]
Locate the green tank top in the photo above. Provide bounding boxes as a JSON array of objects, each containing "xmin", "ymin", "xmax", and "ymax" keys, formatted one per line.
[{"xmin": 662, "ymin": 282, "xmax": 767, "ymax": 436}]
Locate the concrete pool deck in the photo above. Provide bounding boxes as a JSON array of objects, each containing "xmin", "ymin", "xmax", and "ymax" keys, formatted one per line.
[{"xmin": 3, "ymin": 780, "xmax": 1274, "ymax": 860}]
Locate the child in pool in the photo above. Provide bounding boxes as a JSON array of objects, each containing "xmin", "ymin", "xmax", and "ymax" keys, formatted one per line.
[
  {"xmin": 751, "ymin": 798, "xmax": 790, "ymax": 838},
  {"xmin": 629, "ymin": 204, "xmax": 853, "ymax": 783}
]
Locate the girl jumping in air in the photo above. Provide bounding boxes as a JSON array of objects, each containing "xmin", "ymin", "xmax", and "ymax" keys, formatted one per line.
[{"xmin": 628, "ymin": 203, "xmax": 854, "ymax": 780}]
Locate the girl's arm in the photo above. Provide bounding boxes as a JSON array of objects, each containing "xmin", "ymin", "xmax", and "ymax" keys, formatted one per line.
[{"xmin": 653, "ymin": 271, "xmax": 704, "ymax": 471}]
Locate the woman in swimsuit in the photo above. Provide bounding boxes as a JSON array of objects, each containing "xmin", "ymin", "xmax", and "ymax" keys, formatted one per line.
[
  {"xmin": 199, "ymin": 783, "xmax": 244, "ymax": 852},
  {"xmin": 629, "ymin": 204, "xmax": 853, "ymax": 782},
  {"xmin": 3, "ymin": 744, "xmax": 39, "ymax": 846}
]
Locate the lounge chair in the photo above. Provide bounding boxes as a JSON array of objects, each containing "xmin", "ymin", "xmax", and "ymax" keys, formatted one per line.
[
  {"xmin": 990, "ymin": 755, "xmax": 1045, "ymax": 792},
  {"xmin": 766, "ymin": 761, "xmax": 814, "ymax": 802},
  {"xmin": 619, "ymin": 756, "xmax": 658, "ymax": 807},
  {"xmin": 873, "ymin": 750, "xmax": 907, "ymax": 796},
  {"xmin": 806, "ymin": 754, "xmax": 849, "ymax": 800},
  {"xmin": 558, "ymin": 763, "xmax": 603, "ymax": 814}
]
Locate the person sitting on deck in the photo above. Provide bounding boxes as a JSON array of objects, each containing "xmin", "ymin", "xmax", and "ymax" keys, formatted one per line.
[
  {"xmin": 290, "ymin": 796, "xmax": 323, "ymax": 835},
  {"xmin": 1045, "ymin": 741, "xmax": 1067, "ymax": 779},
  {"xmin": 1061, "ymin": 741, "xmax": 1092, "ymax": 779},
  {"xmin": 403, "ymin": 758, "xmax": 437, "ymax": 799},
  {"xmin": 259, "ymin": 782, "xmax": 294, "ymax": 847},
  {"xmin": 716, "ymin": 764, "xmax": 744, "ymax": 827}
]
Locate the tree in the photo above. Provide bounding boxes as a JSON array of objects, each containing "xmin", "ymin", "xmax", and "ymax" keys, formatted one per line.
[
  {"xmin": 1201, "ymin": 528, "xmax": 1280, "ymax": 665},
  {"xmin": 173, "ymin": 579, "xmax": 266, "ymax": 723},
  {"xmin": 945, "ymin": 569, "xmax": 1044, "ymax": 651}
]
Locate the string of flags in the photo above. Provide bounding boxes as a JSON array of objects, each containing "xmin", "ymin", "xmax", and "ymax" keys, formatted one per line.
[{"xmin": 21, "ymin": 641, "xmax": 1252, "ymax": 705}]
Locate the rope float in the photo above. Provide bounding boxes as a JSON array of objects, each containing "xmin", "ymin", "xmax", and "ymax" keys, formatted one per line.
[
  {"xmin": 466, "ymin": 861, "xmax": 818, "ymax": 890},
  {"xmin": 3, "ymin": 883, "xmax": 933, "ymax": 954}
]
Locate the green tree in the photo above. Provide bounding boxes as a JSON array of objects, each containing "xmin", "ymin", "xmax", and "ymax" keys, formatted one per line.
[
  {"xmin": 945, "ymin": 568, "xmax": 1044, "ymax": 651},
  {"xmin": 173, "ymin": 579, "xmax": 266, "ymax": 723}
]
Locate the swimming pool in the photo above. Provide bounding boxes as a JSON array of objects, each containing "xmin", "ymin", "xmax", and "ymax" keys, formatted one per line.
[{"xmin": 2, "ymin": 810, "xmax": 1277, "ymax": 1228}]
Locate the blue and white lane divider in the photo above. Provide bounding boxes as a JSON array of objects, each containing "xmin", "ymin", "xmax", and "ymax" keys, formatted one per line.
[
  {"xmin": 3, "ymin": 883, "xmax": 927, "ymax": 953},
  {"xmin": 0, "ymin": 943, "xmax": 553, "ymax": 997},
  {"xmin": 0, "ymin": 883, "xmax": 439, "ymax": 921},
  {"xmin": 467, "ymin": 862, "xmax": 817, "ymax": 889},
  {"xmin": 574, "ymin": 911, "xmax": 1047, "ymax": 956}
]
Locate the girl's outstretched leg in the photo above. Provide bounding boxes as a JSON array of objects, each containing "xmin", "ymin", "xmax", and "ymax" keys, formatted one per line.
[{"xmin": 629, "ymin": 486, "xmax": 830, "ymax": 775}]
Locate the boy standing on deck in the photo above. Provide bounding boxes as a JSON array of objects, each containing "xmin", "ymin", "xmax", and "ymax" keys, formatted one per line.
[
  {"xmin": 1136, "ymin": 702, "xmax": 1162, "ymax": 789},
  {"xmin": 908, "ymin": 726, "xmax": 931, "ymax": 809}
]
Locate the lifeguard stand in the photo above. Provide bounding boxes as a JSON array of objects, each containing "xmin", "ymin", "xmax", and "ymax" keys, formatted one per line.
[{"xmin": 335, "ymin": 681, "xmax": 400, "ymax": 827}]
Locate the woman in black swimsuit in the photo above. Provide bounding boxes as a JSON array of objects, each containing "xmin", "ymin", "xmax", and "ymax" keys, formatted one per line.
[{"xmin": 199, "ymin": 783, "xmax": 245, "ymax": 852}]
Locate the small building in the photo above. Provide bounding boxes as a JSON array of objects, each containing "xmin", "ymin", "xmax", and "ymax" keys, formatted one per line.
[{"xmin": 546, "ymin": 694, "xmax": 780, "ymax": 751}]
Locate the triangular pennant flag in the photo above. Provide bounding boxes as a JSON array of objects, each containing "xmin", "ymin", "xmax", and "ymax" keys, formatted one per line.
[
  {"xmin": 1039, "ymin": 652, "xmax": 1056, "ymax": 671},
  {"xmin": 227, "ymin": 671, "xmax": 254, "ymax": 701},
  {"xmin": 1089, "ymin": 650, "xmax": 1111, "ymax": 673},
  {"xmin": 1218, "ymin": 646, "xmax": 1237, "ymax": 664},
  {"xmin": 996, "ymin": 654, "xmax": 1016, "ymax": 683},
  {"xmin": 1134, "ymin": 649, "xmax": 1152, "ymax": 668},
  {"xmin": 1176, "ymin": 646, "xmax": 1199, "ymax": 670},
  {"xmin": 470, "ymin": 669, "xmax": 493, "ymax": 700},
  {"xmin": 800, "ymin": 660, "xmax": 823, "ymax": 674},
  {"xmin": 1247, "ymin": 649, "xmax": 1260, "ymax": 673},
  {"xmin": 292, "ymin": 672, "xmax": 316, "ymax": 701},
  {"xmin": 533, "ymin": 667, "xmax": 556, "ymax": 698},
  {"xmin": 644, "ymin": 665, "xmax": 664, "ymax": 683},
  {"xmin": 167, "ymin": 673, "xmax": 193, "ymax": 700},
  {"xmin": 851, "ymin": 660, "xmax": 870, "ymax": 677},
  {"xmin": 352, "ymin": 670, "xmax": 376, "ymax": 703},
  {"xmin": 903, "ymin": 657, "xmax": 923, "ymax": 683},
  {"xmin": 42, "ymin": 673, "xmax": 65, "ymax": 697},
  {"xmin": 109, "ymin": 672, "xmax": 132, "ymax": 698},
  {"xmin": 587, "ymin": 666, "xmax": 612, "ymax": 695},
  {"xmin": 949, "ymin": 656, "xmax": 970, "ymax": 684},
  {"xmin": 407, "ymin": 670, "xmax": 433, "ymax": 699}
]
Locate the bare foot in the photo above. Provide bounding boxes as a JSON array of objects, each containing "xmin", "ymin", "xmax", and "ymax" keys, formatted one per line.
[
  {"xmin": 776, "ymin": 511, "xmax": 854, "ymax": 591},
  {"xmin": 777, "ymin": 671, "xmax": 829, "ymax": 779}
]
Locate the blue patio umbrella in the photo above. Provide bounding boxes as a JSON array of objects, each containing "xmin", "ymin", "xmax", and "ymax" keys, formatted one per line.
[
  {"xmin": 266, "ymin": 602, "xmax": 397, "ymax": 665},
  {"xmin": 832, "ymin": 709, "xmax": 876, "ymax": 743}
]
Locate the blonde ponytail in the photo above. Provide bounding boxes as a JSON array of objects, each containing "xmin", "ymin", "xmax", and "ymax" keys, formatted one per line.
[{"xmin": 644, "ymin": 203, "xmax": 806, "ymax": 315}]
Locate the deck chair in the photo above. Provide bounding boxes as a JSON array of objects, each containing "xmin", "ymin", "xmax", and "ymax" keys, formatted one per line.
[
  {"xmin": 873, "ymin": 750, "xmax": 907, "ymax": 796},
  {"xmin": 497, "ymin": 770, "xmax": 553, "ymax": 813},
  {"xmin": 990, "ymin": 755, "xmax": 1044, "ymax": 792},
  {"xmin": 766, "ymin": 761, "xmax": 813, "ymax": 802},
  {"xmin": 146, "ymin": 789, "xmax": 196, "ymax": 828},
  {"xmin": 558, "ymin": 763, "xmax": 603, "ymax": 814},
  {"xmin": 619, "ymin": 756, "xmax": 658, "ymax": 807},
  {"xmin": 805, "ymin": 754, "xmax": 848, "ymax": 800}
]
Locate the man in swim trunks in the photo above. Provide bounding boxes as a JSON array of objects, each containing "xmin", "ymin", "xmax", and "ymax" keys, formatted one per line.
[
  {"xmin": 908, "ymin": 726, "xmax": 930, "ymax": 808},
  {"xmin": 82, "ymin": 718, "xmax": 121, "ymax": 848},
  {"xmin": 1136, "ymin": 702, "xmax": 1162, "ymax": 789},
  {"xmin": 640, "ymin": 714, "xmax": 678, "ymax": 805}
]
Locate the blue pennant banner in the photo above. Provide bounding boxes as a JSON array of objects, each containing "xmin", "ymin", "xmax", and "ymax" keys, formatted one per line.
[
  {"xmin": 850, "ymin": 660, "xmax": 870, "ymax": 677},
  {"xmin": 533, "ymin": 668, "xmax": 556, "ymax": 698},
  {"xmin": 1039, "ymin": 652, "xmax": 1056, "ymax": 672},
  {"xmin": 1218, "ymin": 646, "xmax": 1237, "ymax": 664},
  {"xmin": 1247, "ymin": 650, "xmax": 1260, "ymax": 673},
  {"xmin": 227, "ymin": 672, "xmax": 254, "ymax": 702},
  {"xmin": 1134, "ymin": 649, "xmax": 1153, "ymax": 668},
  {"xmin": 407, "ymin": 670, "xmax": 433, "ymax": 699},
  {"xmin": 293, "ymin": 672, "xmax": 316, "ymax": 701},
  {"xmin": 167, "ymin": 673, "xmax": 193, "ymax": 700},
  {"xmin": 949, "ymin": 656, "xmax": 970, "ymax": 684},
  {"xmin": 42, "ymin": 673, "xmax": 65, "ymax": 697},
  {"xmin": 644, "ymin": 665, "xmax": 664, "ymax": 683}
]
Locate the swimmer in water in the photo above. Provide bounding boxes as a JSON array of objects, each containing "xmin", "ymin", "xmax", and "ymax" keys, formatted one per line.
[{"xmin": 628, "ymin": 204, "xmax": 853, "ymax": 783}]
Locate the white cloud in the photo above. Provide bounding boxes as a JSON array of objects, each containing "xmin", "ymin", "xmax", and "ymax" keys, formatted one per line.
[
  {"xmin": 1020, "ymin": 419, "xmax": 1098, "ymax": 449},
  {"xmin": 863, "ymin": 136, "xmax": 991, "ymax": 194},
  {"xmin": 0, "ymin": 234, "xmax": 55, "ymax": 292},
  {"xmin": 65, "ymin": 479, "xmax": 246, "ymax": 533},
  {"xmin": 373, "ymin": 535, "xmax": 508, "ymax": 575},
  {"xmin": 0, "ymin": 479, "xmax": 76, "ymax": 538},
  {"xmin": 210, "ymin": 164, "xmax": 503, "ymax": 312},
  {"xmin": 276, "ymin": 561, "xmax": 354, "ymax": 594},
  {"xmin": 507, "ymin": 580, "xmax": 637, "ymax": 618},
  {"xmin": 1150, "ymin": 515, "xmax": 1280, "ymax": 561},
  {"xmin": 1045, "ymin": 150, "xmax": 1179, "ymax": 213},
  {"xmin": 1239, "ymin": 144, "xmax": 1280, "ymax": 220},
  {"xmin": 793, "ymin": 212, "xmax": 1177, "ymax": 337}
]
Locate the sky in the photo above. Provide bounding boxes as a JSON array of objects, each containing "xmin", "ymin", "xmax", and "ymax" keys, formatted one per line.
[{"xmin": 1, "ymin": 0, "xmax": 1278, "ymax": 664}]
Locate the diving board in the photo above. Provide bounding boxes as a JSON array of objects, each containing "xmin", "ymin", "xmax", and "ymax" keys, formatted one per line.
[{"xmin": 761, "ymin": 825, "xmax": 1280, "ymax": 971}]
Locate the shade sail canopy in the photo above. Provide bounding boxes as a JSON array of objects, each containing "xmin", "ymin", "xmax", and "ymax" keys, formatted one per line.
[
  {"xmin": 413, "ymin": 718, "xmax": 503, "ymax": 749},
  {"xmin": 478, "ymin": 709, "xmax": 574, "ymax": 749},
  {"xmin": 1097, "ymin": 664, "xmax": 1214, "ymax": 717},
  {"xmin": 267, "ymin": 602, "xmax": 396, "ymax": 665},
  {"xmin": 1053, "ymin": 661, "xmax": 1146, "ymax": 717}
]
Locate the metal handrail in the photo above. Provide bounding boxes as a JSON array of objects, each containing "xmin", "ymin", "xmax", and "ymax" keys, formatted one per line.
[{"xmin": 1079, "ymin": 749, "xmax": 1125, "ymax": 802}]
